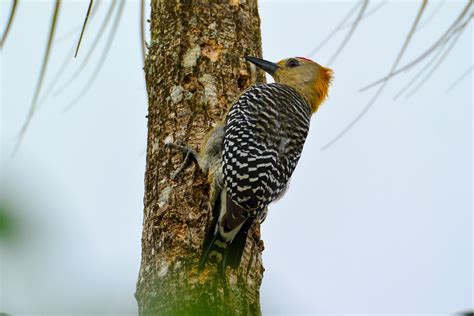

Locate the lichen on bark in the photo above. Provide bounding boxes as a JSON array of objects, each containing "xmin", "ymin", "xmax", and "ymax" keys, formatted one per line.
[{"xmin": 136, "ymin": 1, "xmax": 266, "ymax": 315}]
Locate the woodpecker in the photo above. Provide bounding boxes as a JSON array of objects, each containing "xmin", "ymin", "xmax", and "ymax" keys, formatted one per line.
[{"xmin": 167, "ymin": 56, "xmax": 333, "ymax": 273}]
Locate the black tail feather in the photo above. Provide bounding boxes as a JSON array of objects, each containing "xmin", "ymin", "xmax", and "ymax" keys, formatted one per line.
[
  {"xmin": 198, "ymin": 225, "xmax": 219, "ymax": 270},
  {"xmin": 199, "ymin": 191, "xmax": 221, "ymax": 270},
  {"xmin": 199, "ymin": 190, "xmax": 254, "ymax": 273},
  {"xmin": 199, "ymin": 217, "xmax": 253, "ymax": 274},
  {"xmin": 223, "ymin": 218, "xmax": 253, "ymax": 269}
]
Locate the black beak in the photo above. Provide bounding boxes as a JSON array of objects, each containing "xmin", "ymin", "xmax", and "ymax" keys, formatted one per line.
[{"xmin": 245, "ymin": 56, "xmax": 279, "ymax": 76}]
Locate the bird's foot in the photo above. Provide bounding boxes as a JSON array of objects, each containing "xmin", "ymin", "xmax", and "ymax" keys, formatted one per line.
[{"xmin": 165, "ymin": 142, "xmax": 199, "ymax": 180}]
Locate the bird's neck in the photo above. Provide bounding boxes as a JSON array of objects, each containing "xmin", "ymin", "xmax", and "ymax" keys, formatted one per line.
[{"xmin": 295, "ymin": 83, "xmax": 327, "ymax": 114}]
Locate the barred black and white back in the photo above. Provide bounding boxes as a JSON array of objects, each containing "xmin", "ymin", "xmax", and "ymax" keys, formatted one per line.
[
  {"xmin": 223, "ymin": 83, "xmax": 310, "ymax": 213},
  {"xmin": 199, "ymin": 83, "xmax": 311, "ymax": 272}
]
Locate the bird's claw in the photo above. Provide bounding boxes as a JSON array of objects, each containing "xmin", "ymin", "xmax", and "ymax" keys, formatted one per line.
[{"xmin": 165, "ymin": 142, "xmax": 199, "ymax": 180}]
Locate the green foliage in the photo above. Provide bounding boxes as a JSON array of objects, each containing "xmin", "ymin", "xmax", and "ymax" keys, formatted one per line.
[{"xmin": 0, "ymin": 204, "xmax": 16, "ymax": 240}]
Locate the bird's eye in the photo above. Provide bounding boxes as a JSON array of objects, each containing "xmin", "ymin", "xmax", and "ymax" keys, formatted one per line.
[{"xmin": 286, "ymin": 58, "xmax": 300, "ymax": 68}]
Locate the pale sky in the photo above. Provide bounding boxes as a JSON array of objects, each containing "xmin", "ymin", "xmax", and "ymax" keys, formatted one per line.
[{"xmin": 1, "ymin": 1, "xmax": 472, "ymax": 315}]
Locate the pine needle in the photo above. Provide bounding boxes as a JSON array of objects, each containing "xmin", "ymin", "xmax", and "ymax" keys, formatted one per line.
[
  {"xmin": 307, "ymin": 1, "xmax": 362, "ymax": 58},
  {"xmin": 38, "ymin": 0, "xmax": 104, "ymax": 107},
  {"xmin": 74, "ymin": 0, "xmax": 94, "ymax": 58},
  {"xmin": 0, "ymin": 0, "xmax": 18, "ymax": 49},
  {"xmin": 322, "ymin": 0, "xmax": 428, "ymax": 150},
  {"xmin": 327, "ymin": 0, "xmax": 368, "ymax": 65},
  {"xmin": 63, "ymin": 0, "xmax": 125, "ymax": 112},
  {"xmin": 339, "ymin": 1, "xmax": 388, "ymax": 30},
  {"xmin": 12, "ymin": 0, "xmax": 61, "ymax": 155},
  {"xmin": 404, "ymin": 19, "xmax": 468, "ymax": 98},
  {"xmin": 53, "ymin": 0, "xmax": 117, "ymax": 98},
  {"xmin": 37, "ymin": 41, "xmax": 76, "ymax": 108},
  {"xmin": 359, "ymin": 2, "xmax": 472, "ymax": 92},
  {"xmin": 418, "ymin": 0, "xmax": 446, "ymax": 30},
  {"xmin": 446, "ymin": 65, "xmax": 473, "ymax": 93},
  {"xmin": 392, "ymin": 40, "xmax": 447, "ymax": 101},
  {"xmin": 55, "ymin": 0, "xmax": 101, "ymax": 43}
]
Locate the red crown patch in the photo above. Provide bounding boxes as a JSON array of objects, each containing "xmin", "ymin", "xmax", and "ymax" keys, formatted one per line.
[{"xmin": 296, "ymin": 56, "xmax": 314, "ymax": 62}]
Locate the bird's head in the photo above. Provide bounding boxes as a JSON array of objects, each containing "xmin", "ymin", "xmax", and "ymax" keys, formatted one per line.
[{"xmin": 245, "ymin": 56, "xmax": 333, "ymax": 113}]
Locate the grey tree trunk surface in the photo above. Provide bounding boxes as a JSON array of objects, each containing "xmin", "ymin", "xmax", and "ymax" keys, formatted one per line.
[{"xmin": 136, "ymin": 1, "xmax": 266, "ymax": 315}]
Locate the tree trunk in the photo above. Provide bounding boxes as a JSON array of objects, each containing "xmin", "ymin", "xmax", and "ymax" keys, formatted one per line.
[{"xmin": 135, "ymin": 1, "xmax": 266, "ymax": 315}]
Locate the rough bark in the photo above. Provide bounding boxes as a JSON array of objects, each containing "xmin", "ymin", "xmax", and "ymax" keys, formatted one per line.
[{"xmin": 136, "ymin": 1, "xmax": 266, "ymax": 315}]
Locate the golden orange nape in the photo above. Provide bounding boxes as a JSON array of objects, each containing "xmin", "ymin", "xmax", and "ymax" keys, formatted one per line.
[{"xmin": 274, "ymin": 56, "xmax": 333, "ymax": 113}]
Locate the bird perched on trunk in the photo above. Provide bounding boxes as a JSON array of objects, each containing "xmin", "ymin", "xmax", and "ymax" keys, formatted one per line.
[{"xmin": 167, "ymin": 56, "xmax": 333, "ymax": 274}]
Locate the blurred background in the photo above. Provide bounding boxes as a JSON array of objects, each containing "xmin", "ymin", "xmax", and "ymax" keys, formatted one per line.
[{"xmin": 1, "ymin": 0, "xmax": 472, "ymax": 315}]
